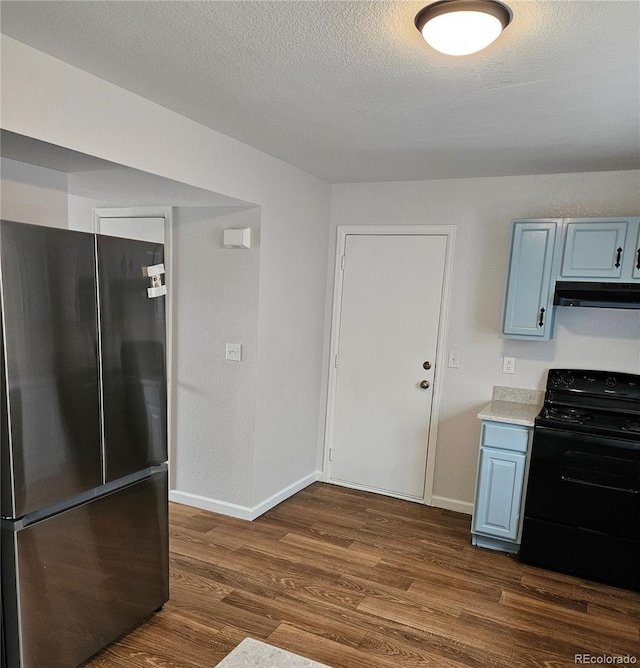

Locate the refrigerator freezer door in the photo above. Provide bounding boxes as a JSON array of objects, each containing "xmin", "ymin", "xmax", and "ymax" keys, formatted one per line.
[
  {"xmin": 0, "ymin": 222, "xmax": 102, "ymax": 518},
  {"xmin": 2, "ymin": 468, "xmax": 169, "ymax": 668},
  {"xmin": 97, "ymin": 235, "xmax": 168, "ymax": 481}
]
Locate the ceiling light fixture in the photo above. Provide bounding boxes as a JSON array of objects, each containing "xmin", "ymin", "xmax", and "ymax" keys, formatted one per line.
[{"xmin": 415, "ymin": 0, "xmax": 513, "ymax": 56}]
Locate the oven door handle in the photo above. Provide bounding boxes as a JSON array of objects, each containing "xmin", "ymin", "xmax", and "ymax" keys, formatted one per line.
[{"xmin": 561, "ymin": 475, "xmax": 640, "ymax": 494}]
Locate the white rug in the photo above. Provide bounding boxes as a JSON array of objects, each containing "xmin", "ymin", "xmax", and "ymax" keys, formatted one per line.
[{"xmin": 216, "ymin": 638, "xmax": 331, "ymax": 668}]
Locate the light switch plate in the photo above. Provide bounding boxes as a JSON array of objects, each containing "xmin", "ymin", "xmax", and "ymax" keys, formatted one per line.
[
  {"xmin": 226, "ymin": 343, "xmax": 242, "ymax": 362},
  {"xmin": 448, "ymin": 351, "xmax": 460, "ymax": 368}
]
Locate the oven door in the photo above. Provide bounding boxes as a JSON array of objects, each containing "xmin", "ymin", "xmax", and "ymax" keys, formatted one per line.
[{"xmin": 524, "ymin": 426, "xmax": 640, "ymax": 540}]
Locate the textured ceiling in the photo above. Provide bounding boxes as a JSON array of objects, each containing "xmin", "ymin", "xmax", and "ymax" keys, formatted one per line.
[{"xmin": 1, "ymin": 0, "xmax": 639, "ymax": 183}]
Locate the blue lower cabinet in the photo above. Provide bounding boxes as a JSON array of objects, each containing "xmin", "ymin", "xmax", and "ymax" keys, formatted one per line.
[{"xmin": 472, "ymin": 421, "xmax": 531, "ymax": 553}]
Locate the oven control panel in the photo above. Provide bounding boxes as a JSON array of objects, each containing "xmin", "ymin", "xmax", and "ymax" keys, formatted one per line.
[{"xmin": 548, "ymin": 369, "xmax": 640, "ymax": 398}]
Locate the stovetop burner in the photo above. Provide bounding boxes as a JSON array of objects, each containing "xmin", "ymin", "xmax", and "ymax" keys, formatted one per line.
[
  {"xmin": 545, "ymin": 407, "xmax": 595, "ymax": 424},
  {"xmin": 622, "ymin": 420, "xmax": 640, "ymax": 433},
  {"xmin": 536, "ymin": 370, "xmax": 640, "ymax": 439}
]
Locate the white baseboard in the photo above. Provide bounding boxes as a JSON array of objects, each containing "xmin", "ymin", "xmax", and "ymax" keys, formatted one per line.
[
  {"xmin": 169, "ymin": 489, "xmax": 254, "ymax": 520},
  {"xmin": 169, "ymin": 470, "xmax": 322, "ymax": 521},
  {"xmin": 249, "ymin": 471, "xmax": 321, "ymax": 519},
  {"xmin": 431, "ymin": 495, "xmax": 474, "ymax": 515}
]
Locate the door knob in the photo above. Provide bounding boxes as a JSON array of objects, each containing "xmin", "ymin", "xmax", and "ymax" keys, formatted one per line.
[
  {"xmin": 423, "ymin": 361, "xmax": 432, "ymax": 370},
  {"xmin": 420, "ymin": 380, "xmax": 430, "ymax": 389}
]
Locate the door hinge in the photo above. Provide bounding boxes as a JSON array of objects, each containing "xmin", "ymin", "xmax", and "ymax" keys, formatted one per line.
[
  {"xmin": 340, "ymin": 255, "xmax": 345, "ymax": 270},
  {"xmin": 334, "ymin": 354, "xmax": 339, "ymax": 368},
  {"xmin": 329, "ymin": 448, "xmax": 333, "ymax": 461}
]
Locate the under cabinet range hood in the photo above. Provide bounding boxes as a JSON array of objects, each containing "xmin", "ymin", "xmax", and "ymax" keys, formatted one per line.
[{"xmin": 554, "ymin": 282, "xmax": 640, "ymax": 309}]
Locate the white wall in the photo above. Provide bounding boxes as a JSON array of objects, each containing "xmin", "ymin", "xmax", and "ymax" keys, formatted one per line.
[
  {"xmin": 329, "ymin": 171, "xmax": 640, "ymax": 510},
  {"xmin": 68, "ymin": 194, "xmax": 110, "ymax": 232},
  {"xmin": 7, "ymin": 37, "xmax": 637, "ymax": 518},
  {"xmin": 1, "ymin": 37, "xmax": 332, "ymax": 514},
  {"xmin": 0, "ymin": 160, "xmax": 112, "ymax": 234},
  {"xmin": 172, "ymin": 207, "xmax": 260, "ymax": 508},
  {"xmin": 0, "ymin": 157, "xmax": 68, "ymax": 226}
]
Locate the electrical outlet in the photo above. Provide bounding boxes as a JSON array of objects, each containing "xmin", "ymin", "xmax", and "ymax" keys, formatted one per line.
[
  {"xmin": 448, "ymin": 351, "xmax": 460, "ymax": 368},
  {"xmin": 502, "ymin": 356, "xmax": 516, "ymax": 374}
]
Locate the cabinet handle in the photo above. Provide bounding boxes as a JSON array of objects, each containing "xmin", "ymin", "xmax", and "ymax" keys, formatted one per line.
[
  {"xmin": 538, "ymin": 307, "xmax": 545, "ymax": 328},
  {"xmin": 636, "ymin": 248, "xmax": 640, "ymax": 270},
  {"xmin": 615, "ymin": 247, "xmax": 623, "ymax": 268}
]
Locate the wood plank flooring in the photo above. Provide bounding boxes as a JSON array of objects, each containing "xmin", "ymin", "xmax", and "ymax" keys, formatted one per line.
[{"xmin": 85, "ymin": 482, "xmax": 640, "ymax": 668}]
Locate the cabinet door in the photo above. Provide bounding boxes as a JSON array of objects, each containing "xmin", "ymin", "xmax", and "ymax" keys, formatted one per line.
[
  {"xmin": 633, "ymin": 224, "xmax": 640, "ymax": 280},
  {"xmin": 502, "ymin": 220, "xmax": 558, "ymax": 339},
  {"xmin": 473, "ymin": 448, "xmax": 525, "ymax": 541},
  {"xmin": 560, "ymin": 220, "xmax": 627, "ymax": 278}
]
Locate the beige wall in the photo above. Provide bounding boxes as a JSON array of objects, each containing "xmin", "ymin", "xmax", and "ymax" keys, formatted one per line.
[
  {"xmin": 4, "ymin": 36, "xmax": 638, "ymax": 517},
  {"xmin": 329, "ymin": 171, "xmax": 640, "ymax": 511},
  {"xmin": 1, "ymin": 157, "xmax": 68, "ymax": 227},
  {"xmin": 1, "ymin": 37, "xmax": 332, "ymax": 515},
  {"xmin": 172, "ymin": 207, "xmax": 261, "ymax": 508}
]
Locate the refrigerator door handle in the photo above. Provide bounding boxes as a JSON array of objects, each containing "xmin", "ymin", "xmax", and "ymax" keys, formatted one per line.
[{"xmin": 144, "ymin": 264, "xmax": 167, "ymax": 299}]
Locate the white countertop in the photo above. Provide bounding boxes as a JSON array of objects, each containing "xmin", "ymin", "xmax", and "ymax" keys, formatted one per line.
[
  {"xmin": 477, "ymin": 386, "xmax": 544, "ymax": 427},
  {"xmin": 216, "ymin": 638, "xmax": 331, "ymax": 668},
  {"xmin": 478, "ymin": 399, "xmax": 541, "ymax": 426}
]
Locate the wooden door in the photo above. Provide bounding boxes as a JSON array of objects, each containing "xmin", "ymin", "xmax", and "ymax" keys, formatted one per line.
[{"xmin": 328, "ymin": 233, "xmax": 447, "ymax": 500}]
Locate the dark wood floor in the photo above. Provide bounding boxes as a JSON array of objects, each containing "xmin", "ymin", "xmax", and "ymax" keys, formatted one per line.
[{"xmin": 86, "ymin": 482, "xmax": 640, "ymax": 667}]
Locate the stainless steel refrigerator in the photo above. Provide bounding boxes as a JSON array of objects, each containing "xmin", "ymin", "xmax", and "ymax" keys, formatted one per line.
[{"xmin": 0, "ymin": 221, "xmax": 169, "ymax": 668}]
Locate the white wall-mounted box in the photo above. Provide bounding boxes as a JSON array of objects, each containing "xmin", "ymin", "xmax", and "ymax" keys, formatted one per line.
[{"xmin": 223, "ymin": 228, "xmax": 251, "ymax": 248}]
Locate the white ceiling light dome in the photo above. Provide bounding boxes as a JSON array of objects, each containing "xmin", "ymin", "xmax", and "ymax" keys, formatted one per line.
[{"xmin": 415, "ymin": 0, "xmax": 513, "ymax": 56}]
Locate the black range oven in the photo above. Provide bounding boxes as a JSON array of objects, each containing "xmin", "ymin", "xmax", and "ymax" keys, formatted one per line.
[{"xmin": 519, "ymin": 369, "xmax": 640, "ymax": 592}]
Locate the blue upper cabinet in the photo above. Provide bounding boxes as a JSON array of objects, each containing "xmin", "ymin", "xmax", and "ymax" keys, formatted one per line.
[
  {"xmin": 502, "ymin": 217, "xmax": 640, "ymax": 340},
  {"xmin": 502, "ymin": 220, "xmax": 559, "ymax": 340},
  {"xmin": 633, "ymin": 224, "xmax": 640, "ymax": 280},
  {"xmin": 560, "ymin": 219, "xmax": 628, "ymax": 279}
]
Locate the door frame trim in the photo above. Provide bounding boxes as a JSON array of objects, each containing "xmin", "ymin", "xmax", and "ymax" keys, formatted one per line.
[{"xmin": 323, "ymin": 225, "xmax": 457, "ymax": 505}]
